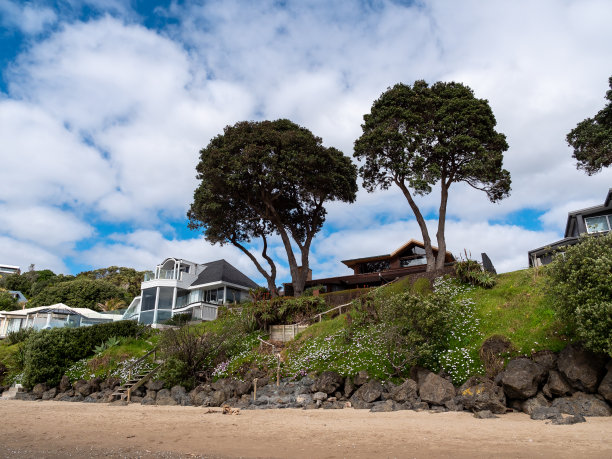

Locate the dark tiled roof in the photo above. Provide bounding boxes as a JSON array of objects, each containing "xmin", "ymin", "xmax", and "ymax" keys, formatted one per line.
[{"xmin": 190, "ymin": 259, "xmax": 259, "ymax": 289}]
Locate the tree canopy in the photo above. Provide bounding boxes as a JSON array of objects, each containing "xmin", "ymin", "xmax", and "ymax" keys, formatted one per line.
[
  {"xmin": 28, "ymin": 278, "xmax": 130, "ymax": 311},
  {"xmin": 566, "ymin": 75, "xmax": 612, "ymax": 175},
  {"xmin": 354, "ymin": 81, "xmax": 511, "ymax": 270},
  {"xmin": 189, "ymin": 119, "xmax": 358, "ymax": 296}
]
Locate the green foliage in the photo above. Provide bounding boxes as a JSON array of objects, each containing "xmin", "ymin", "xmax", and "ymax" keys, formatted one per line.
[
  {"xmin": 28, "ymin": 278, "xmax": 129, "ymax": 311},
  {"xmin": 158, "ymin": 325, "xmax": 234, "ymax": 390},
  {"xmin": 245, "ymin": 295, "xmax": 328, "ymax": 328},
  {"xmin": 76, "ymin": 266, "xmax": 145, "ymax": 302},
  {"xmin": 5, "ymin": 327, "xmax": 39, "ymax": 345},
  {"xmin": 566, "ymin": 75, "xmax": 612, "ymax": 175},
  {"xmin": 303, "ymin": 285, "xmax": 326, "ymax": 296},
  {"xmin": 163, "ymin": 312, "xmax": 192, "ymax": 326},
  {"xmin": 21, "ymin": 320, "xmax": 142, "ymax": 388},
  {"xmin": 354, "ymin": 80, "xmax": 510, "ymax": 269},
  {"xmin": 0, "ymin": 290, "xmax": 19, "ymax": 311},
  {"xmin": 410, "ymin": 277, "xmax": 433, "ymax": 296},
  {"xmin": 546, "ymin": 234, "xmax": 612, "ymax": 355},
  {"xmin": 455, "ymin": 259, "xmax": 497, "ymax": 288},
  {"xmin": 93, "ymin": 336, "xmax": 121, "ymax": 355},
  {"xmin": 188, "ymin": 118, "xmax": 358, "ymax": 296},
  {"xmin": 348, "ymin": 286, "xmax": 457, "ymax": 375}
]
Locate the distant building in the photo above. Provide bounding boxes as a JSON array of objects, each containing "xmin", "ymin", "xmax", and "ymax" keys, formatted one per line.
[
  {"xmin": 123, "ymin": 258, "xmax": 259, "ymax": 325},
  {"xmin": 284, "ymin": 239, "xmax": 456, "ymax": 296},
  {"xmin": 0, "ymin": 303, "xmax": 123, "ymax": 339},
  {"xmin": 0, "ymin": 265, "xmax": 20, "ymax": 277},
  {"xmin": 528, "ymin": 188, "xmax": 612, "ymax": 267},
  {"xmin": 8, "ymin": 291, "xmax": 27, "ymax": 304}
]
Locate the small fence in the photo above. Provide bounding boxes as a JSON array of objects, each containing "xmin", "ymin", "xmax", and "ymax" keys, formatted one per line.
[{"xmin": 269, "ymin": 324, "xmax": 310, "ymax": 342}]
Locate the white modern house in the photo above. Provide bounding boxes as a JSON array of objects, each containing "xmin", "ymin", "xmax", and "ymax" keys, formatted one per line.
[
  {"xmin": 122, "ymin": 258, "xmax": 259, "ymax": 325},
  {"xmin": 0, "ymin": 303, "xmax": 123, "ymax": 339}
]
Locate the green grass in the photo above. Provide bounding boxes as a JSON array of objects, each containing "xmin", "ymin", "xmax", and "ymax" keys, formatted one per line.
[{"xmin": 462, "ymin": 268, "xmax": 566, "ymax": 355}]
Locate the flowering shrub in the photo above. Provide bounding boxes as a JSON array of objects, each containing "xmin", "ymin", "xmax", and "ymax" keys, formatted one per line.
[
  {"xmin": 284, "ymin": 325, "xmax": 392, "ymax": 380},
  {"xmin": 546, "ymin": 233, "xmax": 612, "ymax": 356}
]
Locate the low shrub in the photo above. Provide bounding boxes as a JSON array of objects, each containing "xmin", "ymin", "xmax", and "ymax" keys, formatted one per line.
[
  {"xmin": 244, "ymin": 295, "xmax": 328, "ymax": 328},
  {"xmin": 5, "ymin": 327, "xmax": 39, "ymax": 345},
  {"xmin": 21, "ymin": 320, "xmax": 143, "ymax": 388},
  {"xmin": 546, "ymin": 233, "xmax": 612, "ymax": 356},
  {"xmin": 163, "ymin": 312, "xmax": 192, "ymax": 326},
  {"xmin": 455, "ymin": 259, "xmax": 496, "ymax": 288}
]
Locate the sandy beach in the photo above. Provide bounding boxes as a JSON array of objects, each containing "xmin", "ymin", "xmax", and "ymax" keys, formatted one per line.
[{"xmin": 0, "ymin": 400, "xmax": 610, "ymax": 458}]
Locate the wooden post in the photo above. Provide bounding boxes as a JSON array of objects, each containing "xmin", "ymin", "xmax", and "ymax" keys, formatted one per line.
[
  {"xmin": 127, "ymin": 388, "xmax": 131, "ymax": 403},
  {"xmin": 276, "ymin": 353, "xmax": 281, "ymax": 387},
  {"xmin": 253, "ymin": 378, "xmax": 258, "ymax": 401}
]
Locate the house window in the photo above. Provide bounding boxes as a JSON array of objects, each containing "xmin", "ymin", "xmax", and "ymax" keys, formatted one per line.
[
  {"xmin": 585, "ymin": 215, "xmax": 611, "ymax": 233},
  {"xmin": 400, "ymin": 256, "xmax": 427, "ymax": 267},
  {"xmin": 359, "ymin": 260, "xmax": 390, "ymax": 274}
]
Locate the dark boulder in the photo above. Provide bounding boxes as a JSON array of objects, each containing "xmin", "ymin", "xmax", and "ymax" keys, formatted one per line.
[
  {"xmin": 170, "ymin": 385, "xmax": 191, "ymax": 405},
  {"xmin": 32, "ymin": 383, "xmax": 47, "ymax": 399},
  {"xmin": 557, "ymin": 344, "xmax": 607, "ymax": 393},
  {"xmin": 41, "ymin": 388, "xmax": 57, "ymax": 401},
  {"xmin": 15, "ymin": 392, "xmax": 37, "ymax": 401},
  {"xmin": 551, "ymin": 392, "xmax": 612, "ymax": 417},
  {"xmin": 457, "ymin": 378, "xmax": 506, "ymax": 414},
  {"xmin": 313, "ymin": 371, "xmax": 344, "ymax": 395},
  {"xmin": 343, "ymin": 376, "xmax": 355, "ymax": 398},
  {"xmin": 73, "ymin": 380, "xmax": 93, "ymax": 397},
  {"xmin": 551, "ymin": 414, "xmax": 586, "ymax": 425},
  {"xmin": 209, "ymin": 389, "xmax": 228, "ymax": 407},
  {"xmin": 419, "ymin": 373, "xmax": 455, "ymax": 406},
  {"xmin": 530, "ymin": 406, "xmax": 561, "ymax": 420},
  {"xmin": 531, "ymin": 350, "xmax": 557, "ymax": 372},
  {"xmin": 352, "ymin": 370, "xmax": 370, "ymax": 386},
  {"xmin": 410, "ymin": 367, "xmax": 433, "ymax": 388},
  {"xmin": 352, "ymin": 379, "xmax": 383, "ymax": 404},
  {"xmin": 389, "ymin": 379, "xmax": 418, "ymax": 404},
  {"xmin": 546, "ymin": 370, "xmax": 573, "ymax": 397},
  {"xmin": 235, "ymin": 380, "xmax": 252, "ymax": 397},
  {"xmin": 473, "ymin": 410, "xmax": 498, "ymax": 419},
  {"xmin": 520, "ymin": 392, "xmax": 550, "ymax": 415},
  {"xmin": 59, "ymin": 375, "xmax": 72, "ymax": 392},
  {"xmin": 500, "ymin": 358, "xmax": 546, "ymax": 400},
  {"xmin": 145, "ymin": 379, "xmax": 165, "ymax": 391},
  {"xmin": 370, "ymin": 400, "xmax": 397, "ymax": 412},
  {"xmin": 597, "ymin": 365, "xmax": 612, "ymax": 403},
  {"xmin": 101, "ymin": 377, "xmax": 121, "ymax": 391},
  {"xmin": 155, "ymin": 389, "xmax": 178, "ymax": 406}
]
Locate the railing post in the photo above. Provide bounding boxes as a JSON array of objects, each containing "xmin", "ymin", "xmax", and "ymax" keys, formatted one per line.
[{"xmin": 127, "ymin": 388, "xmax": 131, "ymax": 403}]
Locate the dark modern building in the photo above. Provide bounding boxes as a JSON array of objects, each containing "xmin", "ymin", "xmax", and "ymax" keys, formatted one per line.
[
  {"xmin": 284, "ymin": 239, "xmax": 455, "ymax": 295},
  {"xmin": 528, "ymin": 188, "xmax": 612, "ymax": 267}
]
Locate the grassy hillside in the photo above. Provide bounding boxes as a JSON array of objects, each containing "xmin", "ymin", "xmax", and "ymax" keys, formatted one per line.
[{"xmin": 0, "ymin": 268, "xmax": 568, "ymax": 388}]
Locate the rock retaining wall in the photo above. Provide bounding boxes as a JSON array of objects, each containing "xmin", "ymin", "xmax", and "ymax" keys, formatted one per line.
[{"xmin": 5, "ymin": 344, "xmax": 611, "ymax": 424}]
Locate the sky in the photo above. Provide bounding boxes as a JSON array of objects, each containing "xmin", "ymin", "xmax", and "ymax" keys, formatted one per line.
[{"xmin": 1, "ymin": 0, "xmax": 611, "ymax": 286}]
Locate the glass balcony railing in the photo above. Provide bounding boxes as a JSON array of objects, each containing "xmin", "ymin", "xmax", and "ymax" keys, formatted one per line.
[{"xmin": 143, "ymin": 270, "xmax": 184, "ymax": 281}]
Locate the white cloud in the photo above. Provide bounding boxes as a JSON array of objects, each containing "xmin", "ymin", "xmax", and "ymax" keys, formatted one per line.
[
  {"xmin": 0, "ymin": 0, "xmax": 57, "ymax": 34},
  {"xmin": 1, "ymin": 1, "xmax": 612, "ymax": 277},
  {"xmin": 0, "ymin": 204, "xmax": 93, "ymax": 248},
  {"xmin": 0, "ymin": 236, "xmax": 67, "ymax": 273}
]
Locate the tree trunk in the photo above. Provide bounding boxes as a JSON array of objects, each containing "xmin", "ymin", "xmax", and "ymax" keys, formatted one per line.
[
  {"xmin": 396, "ymin": 180, "xmax": 436, "ymax": 272},
  {"xmin": 230, "ymin": 236, "xmax": 278, "ymax": 298},
  {"xmin": 435, "ymin": 183, "xmax": 450, "ymax": 271}
]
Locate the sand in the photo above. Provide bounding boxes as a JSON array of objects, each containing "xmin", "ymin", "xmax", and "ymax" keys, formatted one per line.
[{"xmin": 0, "ymin": 400, "xmax": 610, "ymax": 458}]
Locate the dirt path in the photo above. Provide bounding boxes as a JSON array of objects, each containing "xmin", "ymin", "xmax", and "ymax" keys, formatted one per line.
[{"xmin": 0, "ymin": 400, "xmax": 610, "ymax": 458}]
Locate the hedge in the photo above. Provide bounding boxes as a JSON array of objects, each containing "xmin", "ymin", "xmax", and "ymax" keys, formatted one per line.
[{"xmin": 22, "ymin": 320, "xmax": 142, "ymax": 388}]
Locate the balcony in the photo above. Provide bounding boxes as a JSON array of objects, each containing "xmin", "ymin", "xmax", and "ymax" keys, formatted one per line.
[{"xmin": 143, "ymin": 270, "xmax": 183, "ymax": 282}]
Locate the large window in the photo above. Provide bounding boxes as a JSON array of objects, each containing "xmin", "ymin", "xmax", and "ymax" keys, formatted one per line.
[
  {"xmin": 358, "ymin": 260, "xmax": 390, "ymax": 274},
  {"xmin": 585, "ymin": 215, "xmax": 611, "ymax": 233},
  {"xmin": 142, "ymin": 287, "xmax": 157, "ymax": 311},
  {"xmin": 157, "ymin": 287, "xmax": 174, "ymax": 309}
]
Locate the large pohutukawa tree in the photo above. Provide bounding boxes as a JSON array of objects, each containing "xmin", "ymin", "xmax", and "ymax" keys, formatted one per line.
[
  {"xmin": 354, "ymin": 80, "xmax": 511, "ymax": 271},
  {"xmin": 188, "ymin": 119, "xmax": 358, "ymax": 297},
  {"xmin": 566, "ymin": 75, "xmax": 612, "ymax": 175}
]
